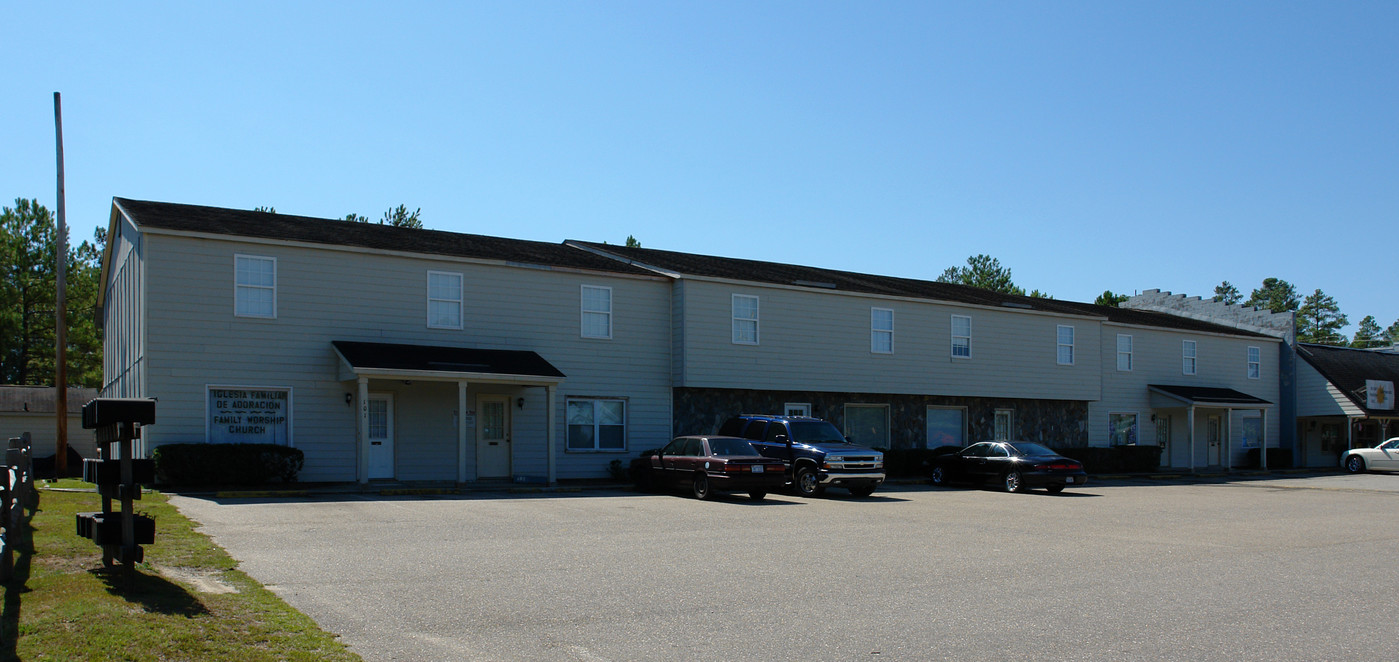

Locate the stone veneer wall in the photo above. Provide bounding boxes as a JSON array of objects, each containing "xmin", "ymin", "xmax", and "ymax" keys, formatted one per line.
[{"xmin": 674, "ymin": 387, "xmax": 1089, "ymax": 449}]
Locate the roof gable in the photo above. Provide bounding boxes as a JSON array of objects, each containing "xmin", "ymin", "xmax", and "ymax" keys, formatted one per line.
[{"xmin": 1296, "ymin": 343, "xmax": 1399, "ymax": 415}]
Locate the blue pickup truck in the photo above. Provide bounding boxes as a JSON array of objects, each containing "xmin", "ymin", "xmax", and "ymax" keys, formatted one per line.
[{"xmin": 717, "ymin": 414, "xmax": 885, "ymax": 497}]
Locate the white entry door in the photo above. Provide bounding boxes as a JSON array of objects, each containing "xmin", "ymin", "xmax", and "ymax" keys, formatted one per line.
[
  {"xmin": 1207, "ymin": 415, "xmax": 1222, "ymax": 466},
  {"xmin": 368, "ymin": 393, "xmax": 395, "ymax": 479},
  {"xmin": 477, "ymin": 395, "xmax": 511, "ymax": 478}
]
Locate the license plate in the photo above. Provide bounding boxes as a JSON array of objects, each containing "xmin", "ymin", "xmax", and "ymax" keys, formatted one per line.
[
  {"xmin": 752, "ymin": 465, "xmax": 764, "ymax": 473},
  {"xmin": 1065, "ymin": 477, "xmax": 1074, "ymax": 483}
]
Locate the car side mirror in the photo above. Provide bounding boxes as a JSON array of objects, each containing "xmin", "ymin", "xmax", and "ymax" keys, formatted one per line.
[{"xmin": 775, "ymin": 434, "xmax": 789, "ymax": 443}]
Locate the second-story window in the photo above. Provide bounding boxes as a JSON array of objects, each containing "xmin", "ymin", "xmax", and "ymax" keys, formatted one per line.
[
  {"xmin": 581, "ymin": 285, "xmax": 612, "ymax": 339},
  {"xmin": 732, "ymin": 294, "xmax": 759, "ymax": 344},
  {"xmin": 1182, "ymin": 340, "xmax": 1198, "ymax": 375},
  {"xmin": 1117, "ymin": 334, "xmax": 1133, "ymax": 371},
  {"xmin": 1057, "ymin": 325, "xmax": 1075, "ymax": 365},
  {"xmin": 1247, "ymin": 346, "xmax": 1261, "ymax": 379},
  {"xmin": 871, "ymin": 308, "xmax": 894, "ymax": 354},
  {"xmin": 951, "ymin": 315, "xmax": 972, "ymax": 358},
  {"xmin": 234, "ymin": 254, "xmax": 276, "ymax": 318},
  {"xmin": 427, "ymin": 271, "xmax": 463, "ymax": 329}
]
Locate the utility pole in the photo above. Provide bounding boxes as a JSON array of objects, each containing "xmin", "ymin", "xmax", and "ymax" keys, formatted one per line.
[{"xmin": 54, "ymin": 91, "xmax": 69, "ymax": 477}]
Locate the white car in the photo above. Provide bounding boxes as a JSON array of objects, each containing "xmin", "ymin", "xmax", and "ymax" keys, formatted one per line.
[{"xmin": 1341, "ymin": 437, "xmax": 1399, "ymax": 473}]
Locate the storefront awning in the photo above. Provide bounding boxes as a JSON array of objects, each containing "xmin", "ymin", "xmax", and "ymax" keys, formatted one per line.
[
  {"xmin": 332, "ymin": 341, "xmax": 566, "ymax": 385},
  {"xmin": 1148, "ymin": 384, "xmax": 1272, "ymax": 408}
]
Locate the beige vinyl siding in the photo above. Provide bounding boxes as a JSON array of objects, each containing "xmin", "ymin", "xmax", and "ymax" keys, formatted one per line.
[
  {"xmin": 1296, "ymin": 359, "xmax": 1362, "ymax": 417},
  {"xmin": 1090, "ymin": 324, "xmax": 1281, "ymax": 461},
  {"xmin": 139, "ymin": 233, "xmax": 671, "ymax": 482},
  {"xmin": 102, "ymin": 214, "xmax": 145, "ymax": 400},
  {"xmin": 675, "ymin": 280, "xmax": 1101, "ymax": 401}
]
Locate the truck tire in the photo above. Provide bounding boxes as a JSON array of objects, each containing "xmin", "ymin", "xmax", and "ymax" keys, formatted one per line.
[{"xmin": 794, "ymin": 464, "xmax": 821, "ymax": 497}]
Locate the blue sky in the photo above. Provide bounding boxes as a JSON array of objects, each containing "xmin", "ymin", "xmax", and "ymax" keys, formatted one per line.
[{"xmin": 5, "ymin": 1, "xmax": 1396, "ymax": 333}]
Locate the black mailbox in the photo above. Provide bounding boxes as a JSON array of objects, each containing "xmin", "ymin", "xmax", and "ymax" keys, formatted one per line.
[{"xmin": 82, "ymin": 398, "xmax": 157, "ymax": 429}]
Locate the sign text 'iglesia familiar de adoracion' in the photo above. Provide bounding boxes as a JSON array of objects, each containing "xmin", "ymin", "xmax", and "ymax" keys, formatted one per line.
[{"xmin": 207, "ymin": 387, "xmax": 290, "ymax": 444}]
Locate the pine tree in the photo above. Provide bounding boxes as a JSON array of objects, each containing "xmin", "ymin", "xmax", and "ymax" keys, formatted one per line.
[
  {"xmin": 1245, "ymin": 278, "xmax": 1299, "ymax": 313},
  {"xmin": 1213, "ymin": 281, "xmax": 1241, "ymax": 305},
  {"xmin": 1296, "ymin": 289, "xmax": 1348, "ymax": 345},
  {"xmin": 936, "ymin": 254, "xmax": 1026, "ymax": 295},
  {"xmin": 1351, "ymin": 316, "xmax": 1383, "ymax": 348}
]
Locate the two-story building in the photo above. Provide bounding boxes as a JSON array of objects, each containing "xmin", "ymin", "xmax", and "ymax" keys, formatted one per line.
[{"xmin": 98, "ymin": 198, "xmax": 1282, "ymax": 483}]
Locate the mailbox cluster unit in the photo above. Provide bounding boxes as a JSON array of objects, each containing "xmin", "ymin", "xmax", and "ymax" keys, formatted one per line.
[{"xmin": 77, "ymin": 398, "xmax": 157, "ymax": 567}]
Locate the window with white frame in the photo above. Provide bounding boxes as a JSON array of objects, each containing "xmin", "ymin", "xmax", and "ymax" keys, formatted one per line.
[
  {"xmin": 871, "ymin": 308, "xmax": 894, "ymax": 354},
  {"xmin": 1247, "ymin": 346, "xmax": 1261, "ymax": 379},
  {"xmin": 1057, "ymin": 325, "xmax": 1075, "ymax": 365},
  {"xmin": 427, "ymin": 271, "xmax": 463, "ymax": 329},
  {"xmin": 234, "ymin": 255, "xmax": 276, "ymax": 318},
  {"xmin": 951, "ymin": 315, "xmax": 972, "ymax": 358},
  {"xmin": 993, "ymin": 409, "xmax": 1014, "ymax": 441},
  {"xmin": 581, "ymin": 285, "xmax": 612, "ymax": 339},
  {"xmin": 1117, "ymin": 334, "xmax": 1133, "ymax": 371},
  {"xmin": 1109, "ymin": 413, "xmax": 1138, "ymax": 446},
  {"xmin": 1182, "ymin": 340, "xmax": 1197, "ymax": 375},
  {"xmin": 732, "ymin": 294, "xmax": 759, "ymax": 344},
  {"xmin": 566, "ymin": 398, "xmax": 626, "ymax": 451},
  {"xmin": 784, "ymin": 402, "xmax": 811, "ymax": 417}
]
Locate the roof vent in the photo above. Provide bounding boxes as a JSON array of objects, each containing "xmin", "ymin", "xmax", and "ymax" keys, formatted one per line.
[
  {"xmin": 792, "ymin": 280, "xmax": 837, "ymax": 289},
  {"xmin": 1001, "ymin": 302, "xmax": 1033, "ymax": 309}
]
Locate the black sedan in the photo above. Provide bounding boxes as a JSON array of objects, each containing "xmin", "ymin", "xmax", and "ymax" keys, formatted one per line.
[
  {"xmin": 631, "ymin": 435, "xmax": 788, "ymax": 500},
  {"xmin": 930, "ymin": 441, "xmax": 1087, "ymax": 493}
]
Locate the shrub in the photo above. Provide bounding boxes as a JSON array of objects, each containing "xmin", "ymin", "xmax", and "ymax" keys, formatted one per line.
[
  {"xmin": 1052, "ymin": 445, "xmax": 1163, "ymax": 473},
  {"xmin": 1245, "ymin": 448, "xmax": 1293, "ymax": 469},
  {"xmin": 152, "ymin": 443, "xmax": 304, "ymax": 486}
]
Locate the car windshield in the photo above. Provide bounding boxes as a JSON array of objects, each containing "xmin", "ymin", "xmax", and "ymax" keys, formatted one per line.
[
  {"xmin": 708, "ymin": 438, "xmax": 759, "ymax": 456},
  {"xmin": 788, "ymin": 421, "xmax": 848, "ymax": 444},
  {"xmin": 1008, "ymin": 442, "xmax": 1056, "ymax": 456}
]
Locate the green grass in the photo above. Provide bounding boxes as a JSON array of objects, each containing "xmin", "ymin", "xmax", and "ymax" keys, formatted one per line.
[{"xmin": 3, "ymin": 482, "xmax": 360, "ymax": 661}]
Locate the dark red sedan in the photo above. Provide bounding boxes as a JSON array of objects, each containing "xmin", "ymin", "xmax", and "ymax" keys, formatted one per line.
[
  {"xmin": 930, "ymin": 441, "xmax": 1088, "ymax": 493},
  {"xmin": 632, "ymin": 435, "xmax": 788, "ymax": 500}
]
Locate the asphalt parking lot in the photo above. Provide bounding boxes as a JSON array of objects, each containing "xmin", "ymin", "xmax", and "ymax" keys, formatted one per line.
[{"xmin": 169, "ymin": 473, "xmax": 1399, "ymax": 661}]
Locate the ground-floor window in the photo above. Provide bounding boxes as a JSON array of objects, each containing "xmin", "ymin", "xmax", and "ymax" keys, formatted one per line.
[
  {"xmin": 925, "ymin": 406, "xmax": 966, "ymax": 449},
  {"xmin": 1240, "ymin": 415, "xmax": 1262, "ymax": 449},
  {"xmin": 207, "ymin": 385, "xmax": 291, "ymax": 444},
  {"xmin": 1109, "ymin": 412, "xmax": 1138, "ymax": 446},
  {"xmin": 784, "ymin": 402, "xmax": 811, "ymax": 417},
  {"xmin": 844, "ymin": 404, "xmax": 890, "ymax": 448},
  {"xmin": 566, "ymin": 398, "xmax": 626, "ymax": 451},
  {"xmin": 993, "ymin": 409, "xmax": 1014, "ymax": 441}
]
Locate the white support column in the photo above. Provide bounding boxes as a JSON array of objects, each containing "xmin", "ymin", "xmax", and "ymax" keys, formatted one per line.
[
  {"xmin": 357, "ymin": 376, "xmax": 369, "ymax": 484},
  {"xmin": 458, "ymin": 381, "xmax": 469, "ymax": 483},
  {"xmin": 1224, "ymin": 409, "xmax": 1233, "ymax": 471},
  {"xmin": 1261, "ymin": 408, "xmax": 1269, "ymax": 470},
  {"xmin": 1188, "ymin": 406, "xmax": 1196, "ymax": 473},
  {"xmin": 546, "ymin": 384, "xmax": 557, "ymax": 485}
]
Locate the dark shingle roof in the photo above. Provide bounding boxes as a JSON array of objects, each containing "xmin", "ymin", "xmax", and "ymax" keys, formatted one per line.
[
  {"xmin": 113, "ymin": 198, "xmax": 657, "ymax": 277},
  {"xmin": 1148, "ymin": 384, "xmax": 1272, "ymax": 406},
  {"xmin": 1296, "ymin": 343, "xmax": 1399, "ymax": 414},
  {"xmin": 0, "ymin": 386, "xmax": 100, "ymax": 415},
  {"xmin": 568, "ymin": 241, "xmax": 1273, "ymax": 339},
  {"xmin": 332, "ymin": 341, "xmax": 565, "ymax": 379}
]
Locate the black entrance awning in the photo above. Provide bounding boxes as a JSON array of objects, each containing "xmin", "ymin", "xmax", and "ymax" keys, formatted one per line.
[
  {"xmin": 1148, "ymin": 384, "xmax": 1272, "ymax": 408},
  {"xmin": 332, "ymin": 341, "xmax": 566, "ymax": 383}
]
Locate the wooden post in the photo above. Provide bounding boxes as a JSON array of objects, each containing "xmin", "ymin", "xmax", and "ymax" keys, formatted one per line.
[{"xmin": 54, "ymin": 92, "xmax": 69, "ymax": 478}]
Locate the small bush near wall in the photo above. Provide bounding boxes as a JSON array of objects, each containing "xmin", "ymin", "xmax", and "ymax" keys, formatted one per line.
[
  {"xmin": 1052, "ymin": 446, "xmax": 1163, "ymax": 474},
  {"xmin": 1245, "ymin": 448, "xmax": 1293, "ymax": 469},
  {"xmin": 881, "ymin": 446, "xmax": 960, "ymax": 477},
  {"xmin": 152, "ymin": 443, "xmax": 304, "ymax": 486}
]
